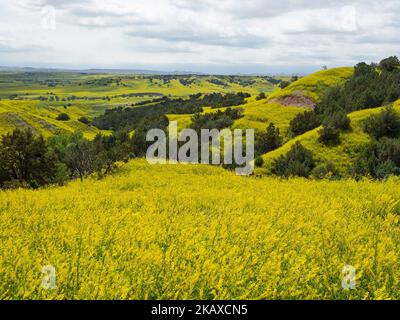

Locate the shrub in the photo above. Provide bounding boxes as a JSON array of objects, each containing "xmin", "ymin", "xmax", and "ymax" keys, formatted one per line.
[
  {"xmin": 271, "ymin": 142, "xmax": 315, "ymax": 178},
  {"xmin": 78, "ymin": 117, "xmax": 90, "ymax": 125},
  {"xmin": 255, "ymin": 123, "xmax": 282, "ymax": 155},
  {"xmin": 362, "ymin": 106, "xmax": 400, "ymax": 139},
  {"xmin": 289, "ymin": 111, "xmax": 321, "ymax": 137},
  {"xmin": 318, "ymin": 125, "xmax": 340, "ymax": 146},
  {"xmin": 254, "ymin": 157, "xmax": 264, "ymax": 168},
  {"xmin": 56, "ymin": 113, "xmax": 70, "ymax": 121},
  {"xmin": 1, "ymin": 179, "xmax": 30, "ymax": 190},
  {"xmin": 351, "ymin": 137, "xmax": 400, "ymax": 179},
  {"xmin": 279, "ymin": 81, "xmax": 290, "ymax": 89},
  {"xmin": 256, "ymin": 92, "xmax": 266, "ymax": 101},
  {"xmin": 311, "ymin": 162, "xmax": 340, "ymax": 180},
  {"xmin": 325, "ymin": 111, "xmax": 351, "ymax": 130}
]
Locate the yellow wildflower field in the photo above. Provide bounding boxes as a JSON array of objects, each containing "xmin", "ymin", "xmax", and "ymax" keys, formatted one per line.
[{"xmin": 1, "ymin": 160, "xmax": 399, "ymax": 300}]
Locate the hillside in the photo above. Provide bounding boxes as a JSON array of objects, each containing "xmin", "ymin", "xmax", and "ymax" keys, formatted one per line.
[
  {"xmin": 166, "ymin": 100, "xmax": 305, "ymax": 133},
  {"xmin": 257, "ymin": 99, "xmax": 400, "ymax": 175},
  {"xmin": 232, "ymin": 68, "xmax": 353, "ymax": 134},
  {"xmin": 232, "ymin": 100, "xmax": 303, "ymax": 132},
  {"xmin": 0, "ymin": 69, "xmax": 351, "ymax": 140},
  {"xmin": 0, "ymin": 66, "xmax": 388, "ymax": 176},
  {"xmin": 1, "ymin": 159, "xmax": 400, "ymax": 299},
  {"xmin": 267, "ymin": 67, "xmax": 354, "ymax": 107},
  {"xmin": 0, "ymin": 100, "xmax": 111, "ymax": 139},
  {"xmin": 0, "ymin": 72, "xmax": 275, "ymax": 100},
  {"xmin": 0, "ymin": 72, "xmax": 280, "ymax": 138}
]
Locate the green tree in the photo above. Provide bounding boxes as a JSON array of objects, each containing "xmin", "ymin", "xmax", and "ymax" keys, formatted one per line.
[
  {"xmin": 362, "ymin": 106, "xmax": 400, "ymax": 139},
  {"xmin": 56, "ymin": 113, "xmax": 70, "ymax": 121},
  {"xmin": 279, "ymin": 81, "xmax": 290, "ymax": 89},
  {"xmin": 318, "ymin": 125, "xmax": 340, "ymax": 146},
  {"xmin": 289, "ymin": 111, "xmax": 321, "ymax": 137},
  {"xmin": 351, "ymin": 137, "xmax": 400, "ymax": 179},
  {"xmin": 64, "ymin": 139, "xmax": 96, "ymax": 181},
  {"xmin": 132, "ymin": 115, "xmax": 169, "ymax": 156},
  {"xmin": 271, "ymin": 142, "xmax": 315, "ymax": 178},
  {"xmin": 0, "ymin": 129, "xmax": 56, "ymax": 186},
  {"xmin": 379, "ymin": 56, "xmax": 400, "ymax": 72},
  {"xmin": 256, "ymin": 92, "xmax": 266, "ymax": 101},
  {"xmin": 255, "ymin": 123, "xmax": 282, "ymax": 155},
  {"xmin": 78, "ymin": 117, "xmax": 90, "ymax": 125}
]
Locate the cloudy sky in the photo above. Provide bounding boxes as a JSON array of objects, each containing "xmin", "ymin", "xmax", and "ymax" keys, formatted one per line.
[{"xmin": 0, "ymin": 0, "xmax": 399, "ymax": 74}]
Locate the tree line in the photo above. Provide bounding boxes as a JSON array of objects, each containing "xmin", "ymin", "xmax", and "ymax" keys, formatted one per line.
[{"xmin": 91, "ymin": 92, "xmax": 250, "ymax": 132}]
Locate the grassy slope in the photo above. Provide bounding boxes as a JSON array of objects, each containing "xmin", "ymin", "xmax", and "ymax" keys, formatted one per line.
[
  {"xmin": 1, "ymin": 159, "xmax": 400, "ymax": 299},
  {"xmin": 233, "ymin": 98, "xmax": 304, "ymax": 132},
  {"xmin": 0, "ymin": 74, "xmax": 274, "ymax": 99},
  {"xmin": 231, "ymin": 68, "xmax": 354, "ymax": 134},
  {"xmin": 0, "ymin": 100, "xmax": 111, "ymax": 139},
  {"xmin": 267, "ymin": 67, "xmax": 354, "ymax": 102},
  {"xmin": 0, "ymin": 73, "xmax": 276, "ymax": 137},
  {"xmin": 257, "ymin": 100, "xmax": 400, "ymax": 175},
  {"xmin": 166, "ymin": 100, "xmax": 304, "ymax": 134},
  {"xmin": 0, "ymin": 68, "xmax": 357, "ymax": 148}
]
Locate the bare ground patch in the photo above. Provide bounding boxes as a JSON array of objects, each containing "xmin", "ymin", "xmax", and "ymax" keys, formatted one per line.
[
  {"xmin": 37, "ymin": 119, "xmax": 60, "ymax": 133},
  {"xmin": 272, "ymin": 91, "xmax": 316, "ymax": 109},
  {"xmin": 2, "ymin": 113, "xmax": 39, "ymax": 134}
]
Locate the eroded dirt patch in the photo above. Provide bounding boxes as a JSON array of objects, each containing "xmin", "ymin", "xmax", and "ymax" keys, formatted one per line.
[
  {"xmin": 2, "ymin": 113, "xmax": 39, "ymax": 134},
  {"xmin": 272, "ymin": 91, "xmax": 316, "ymax": 109}
]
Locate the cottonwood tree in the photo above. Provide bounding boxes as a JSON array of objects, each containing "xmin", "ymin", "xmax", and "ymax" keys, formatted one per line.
[{"xmin": 64, "ymin": 139, "xmax": 96, "ymax": 181}]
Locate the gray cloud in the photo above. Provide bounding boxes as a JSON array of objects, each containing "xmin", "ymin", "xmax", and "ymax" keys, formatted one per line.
[
  {"xmin": 1, "ymin": 0, "xmax": 399, "ymax": 73},
  {"xmin": 29, "ymin": 0, "xmax": 92, "ymax": 9},
  {"xmin": 125, "ymin": 28, "xmax": 269, "ymax": 48}
]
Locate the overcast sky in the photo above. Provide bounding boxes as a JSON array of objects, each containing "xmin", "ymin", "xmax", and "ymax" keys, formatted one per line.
[{"xmin": 0, "ymin": 0, "xmax": 399, "ymax": 74}]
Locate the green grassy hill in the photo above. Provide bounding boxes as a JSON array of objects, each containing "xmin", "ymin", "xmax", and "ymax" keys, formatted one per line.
[
  {"xmin": 232, "ymin": 68, "xmax": 354, "ymax": 134},
  {"xmin": 0, "ymin": 100, "xmax": 110, "ymax": 139},
  {"xmin": 232, "ymin": 100, "xmax": 303, "ymax": 132},
  {"xmin": 0, "ymin": 73, "xmax": 275, "ymax": 100},
  {"xmin": 267, "ymin": 67, "xmax": 354, "ymax": 105},
  {"xmin": 0, "ymin": 72, "xmax": 280, "ymax": 137},
  {"xmin": 257, "ymin": 99, "xmax": 400, "ymax": 175},
  {"xmin": 166, "ymin": 100, "xmax": 304, "ymax": 134},
  {"xmin": 0, "ymin": 69, "xmax": 351, "ymax": 139},
  {"xmin": 0, "ymin": 68, "xmax": 365, "ymax": 160}
]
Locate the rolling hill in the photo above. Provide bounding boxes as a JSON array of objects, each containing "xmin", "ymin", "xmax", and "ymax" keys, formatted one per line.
[
  {"xmin": 256, "ymin": 99, "xmax": 400, "ymax": 175},
  {"xmin": 0, "ymin": 72, "xmax": 280, "ymax": 138},
  {"xmin": 0, "ymin": 100, "xmax": 110, "ymax": 139},
  {"xmin": 0, "ymin": 65, "xmax": 393, "ymax": 177},
  {"xmin": 2, "ymin": 63, "xmax": 400, "ymax": 301},
  {"xmin": 267, "ymin": 67, "xmax": 354, "ymax": 107},
  {"xmin": 230, "ymin": 67, "xmax": 354, "ymax": 136}
]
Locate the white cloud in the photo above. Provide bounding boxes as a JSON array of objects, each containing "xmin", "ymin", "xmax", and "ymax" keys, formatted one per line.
[{"xmin": 0, "ymin": 0, "xmax": 399, "ymax": 73}]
